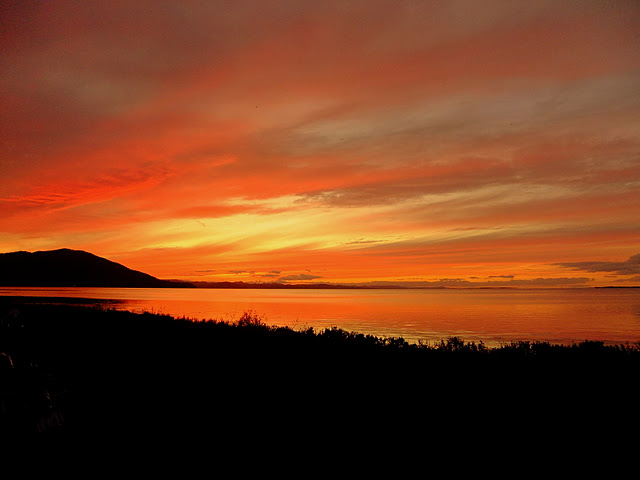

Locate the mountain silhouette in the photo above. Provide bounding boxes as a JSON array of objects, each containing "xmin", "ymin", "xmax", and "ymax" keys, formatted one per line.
[{"xmin": 0, "ymin": 248, "xmax": 193, "ymax": 288}]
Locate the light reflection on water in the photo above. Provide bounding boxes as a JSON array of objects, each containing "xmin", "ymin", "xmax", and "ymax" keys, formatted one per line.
[{"xmin": 2, "ymin": 286, "xmax": 639, "ymax": 347}]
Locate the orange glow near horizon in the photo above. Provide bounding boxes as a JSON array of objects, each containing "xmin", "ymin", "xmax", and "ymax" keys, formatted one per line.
[{"xmin": 1, "ymin": 1, "xmax": 640, "ymax": 287}]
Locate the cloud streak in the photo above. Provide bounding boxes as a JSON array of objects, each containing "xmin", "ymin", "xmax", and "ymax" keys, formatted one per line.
[
  {"xmin": 277, "ymin": 274, "xmax": 323, "ymax": 283},
  {"xmin": 555, "ymin": 255, "xmax": 640, "ymax": 276}
]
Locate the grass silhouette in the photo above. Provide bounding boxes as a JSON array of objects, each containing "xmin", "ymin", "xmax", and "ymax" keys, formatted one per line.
[{"xmin": 2, "ymin": 299, "xmax": 639, "ymax": 439}]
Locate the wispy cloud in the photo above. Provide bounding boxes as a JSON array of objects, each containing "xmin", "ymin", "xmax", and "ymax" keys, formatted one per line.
[
  {"xmin": 555, "ymin": 255, "xmax": 640, "ymax": 276},
  {"xmin": 277, "ymin": 274, "xmax": 323, "ymax": 283},
  {"xmin": 358, "ymin": 277, "xmax": 593, "ymax": 288}
]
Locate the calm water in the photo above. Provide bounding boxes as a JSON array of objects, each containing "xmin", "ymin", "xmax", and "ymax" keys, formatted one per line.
[{"xmin": 2, "ymin": 286, "xmax": 640, "ymax": 347}]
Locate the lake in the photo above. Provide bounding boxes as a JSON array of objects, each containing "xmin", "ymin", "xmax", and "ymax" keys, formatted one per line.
[{"xmin": 2, "ymin": 286, "xmax": 639, "ymax": 347}]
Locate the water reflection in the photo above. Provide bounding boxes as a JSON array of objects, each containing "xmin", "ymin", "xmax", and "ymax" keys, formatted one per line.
[{"xmin": 1, "ymin": 287, "xmax": 640, "ymax": 347}]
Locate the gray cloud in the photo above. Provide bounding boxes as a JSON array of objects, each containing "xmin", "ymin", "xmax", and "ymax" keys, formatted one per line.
[
  {"xmin": 499, "ymin": 277, "xmax": 592, "ymax": 286},
  {"xmin": 277, "ymin": 273, "xmax": 323, "ymax": 283},
  {"xmin": 555, "ymin": 254, "xmax": 640, "ymax": 275},
  {"xmin": 344, "ymin": 238, "xmax": 382, "ymax": 245},
  {"xmin": 358, "ymin": 277, "xmax": 592, "ymax": 288}
]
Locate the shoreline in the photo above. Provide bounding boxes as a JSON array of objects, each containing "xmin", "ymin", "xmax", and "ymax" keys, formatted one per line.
[
  {"xmin": 2, "ymin": 301, "xmax": 640, "ymax": 438},
  {"xmin": 3, "ymin": 283, "xmax": 640, "ymax": 290}
]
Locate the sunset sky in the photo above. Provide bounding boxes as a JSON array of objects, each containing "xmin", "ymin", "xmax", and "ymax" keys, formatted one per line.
[{"xmin": 2, "ymin": 0, "xmax": 640, "ymax": 287}]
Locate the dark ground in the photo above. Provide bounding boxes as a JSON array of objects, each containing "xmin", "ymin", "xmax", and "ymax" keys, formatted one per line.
[{"xmin": 2, "ymin": 297, "xmax": 639, "ymax": 443}]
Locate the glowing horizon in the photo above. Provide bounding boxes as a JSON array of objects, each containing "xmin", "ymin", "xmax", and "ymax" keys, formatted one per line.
[{"xmin": 2, "ymin": 1, "xmax": 639, "ymax": 287}]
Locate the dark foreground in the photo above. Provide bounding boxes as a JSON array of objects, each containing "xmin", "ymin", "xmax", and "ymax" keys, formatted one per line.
[{"xmin": 2, "ymin": 298, "xmax": 639, "ymax": 440}]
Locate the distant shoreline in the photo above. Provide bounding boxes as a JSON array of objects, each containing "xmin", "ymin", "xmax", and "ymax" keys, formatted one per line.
[
  {"xmin": 1, "ymin": 282, "xmax": 639, "ymax": 290},
  {"xmin": 188, "ymin": 283, "xmax": 640, "ymax": 290},
  {"xmin": 4, "ymin": 249, "xmax": 638, "ymax": 290}
]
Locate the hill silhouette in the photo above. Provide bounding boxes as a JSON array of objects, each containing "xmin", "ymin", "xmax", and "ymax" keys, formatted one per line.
[{"xmin": 0, "ymin": 248, "xmax": 193, "ymax": 288}]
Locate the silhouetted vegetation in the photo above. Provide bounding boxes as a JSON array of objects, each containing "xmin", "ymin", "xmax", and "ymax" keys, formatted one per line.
[{"xmin": 2, "ymin": 299, "xmax": 639, "ymax": 439}]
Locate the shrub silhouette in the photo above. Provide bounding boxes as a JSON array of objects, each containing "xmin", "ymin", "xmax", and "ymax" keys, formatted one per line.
[{"xmin": 1, "ymin": 298, "xmax": 639, "ymax": 438}]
